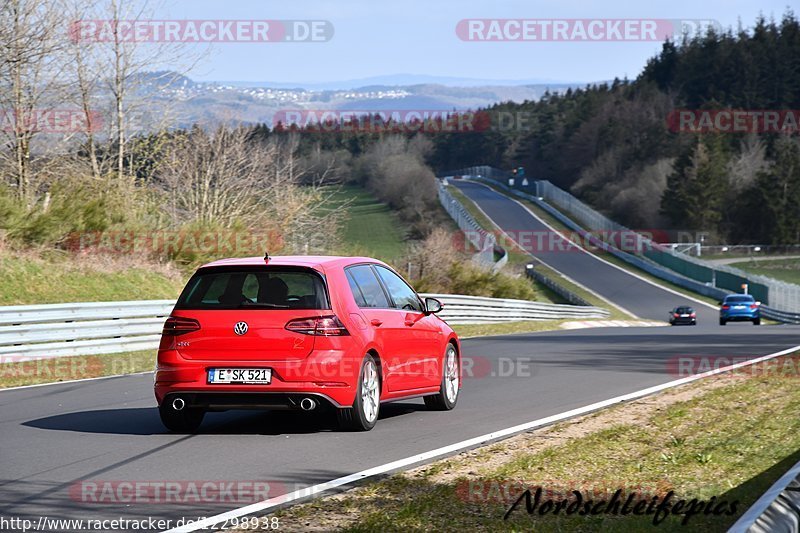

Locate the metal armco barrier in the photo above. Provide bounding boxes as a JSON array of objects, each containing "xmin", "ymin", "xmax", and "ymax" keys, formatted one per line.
[
  {"xmin": 525, "ymin": 266, "xmax": 594, "ymax": 307},
  {"xmin": 0, "ymin": 300, "xmax": 174, "ymax": 361},
  {"xmin": 423, "ymin": 293, "xmax": 609, "ymax": 324},
  {"xmin": 438, "ymin": 180, "xmax": 507, "ymax": 271},
  {"xmin": 729, "ymin": 458, "xmax": 800, "ymax": 533},
  {"xmin": 439, "ymin": 177, "xmax": 602, "ymax": 307},
  {"xmin": 0, "ymin": 295, "xmax": 609, "ymax": 362},
  {"xmin": 447, "ymin": 166, "xmax": 800, "ymax": 317}
]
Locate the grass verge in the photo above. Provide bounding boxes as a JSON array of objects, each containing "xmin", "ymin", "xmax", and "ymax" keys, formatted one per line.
[
  {"xmin": 0, "ymin": 349, "xmax": 155, "ymax": 388},
  {"xmin": 323, "ymin": 185, "xmax": 409, "ymax": 262},
  {"xmin": 242, "ymin": 352, "xmax": 800, "ymax": 532},
  {"xmin": 729, "ymin": 258, "xmax": 800, "ymax": 285}
]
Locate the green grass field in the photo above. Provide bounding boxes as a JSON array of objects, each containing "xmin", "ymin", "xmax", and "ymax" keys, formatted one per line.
[
  {"xmin": 0, "ymin": 252, "xmax": 185, "ymax": 305},
  {"xmin": 728, "ymin": 258, "xmax": 800, "ymax": 285},
  {"xmin": 324, "ymin": 185, "xmax": 409, "ymax": 262}
]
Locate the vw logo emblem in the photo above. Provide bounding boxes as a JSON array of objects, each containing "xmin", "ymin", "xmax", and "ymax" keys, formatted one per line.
[{"xmin": 233, "ymin": 321, "xmax": 249, "ymax": 335}]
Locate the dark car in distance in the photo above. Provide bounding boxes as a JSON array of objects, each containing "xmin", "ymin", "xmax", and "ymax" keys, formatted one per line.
[{"xmin": 669, "ymin": 306, "xmax": 696, "ymax": 326}]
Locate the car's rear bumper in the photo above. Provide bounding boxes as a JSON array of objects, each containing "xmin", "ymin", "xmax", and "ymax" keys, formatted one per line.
[
  {"xmin": 154, "ymin": 348, "xmax": 359, "ymax": 407},
  {"xmin": 720, "ymin": 312, "xmax": 759, "ymax": 321},
  {"xmin": 670, "ymin": 318, "xmax": 696, "ymax": 325},
  {"xmin": 160, "ymin": 390, "xmax": 343, "ymax": 410}
]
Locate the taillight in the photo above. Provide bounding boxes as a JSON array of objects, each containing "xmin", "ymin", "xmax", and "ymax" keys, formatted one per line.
[
  {"xmin": 162, "ymin": 317, "xmax": 200, "ymax": 336},
  {"xmin": 286, "ymin": 315, "xmax": 349, "ymax": 336},
  {"xmin": 673, "ymin": 313, "xmax": 680, "ymax": 317},
  {"xmin": 750, "ymin": 304, "xmax": 758, "ymax": 310},
  {"xmin": 721, "ymin": 305, "xmax": 730, "ymax": 310},
  {"xmin": 690, "ymin": 312, "xmax": 696, "ymax": 317}
]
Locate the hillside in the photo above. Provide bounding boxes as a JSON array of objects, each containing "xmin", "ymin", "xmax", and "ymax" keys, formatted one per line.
[{"xmin": 425, "ymin": 13, "xmax": 800, "ymax": 246}]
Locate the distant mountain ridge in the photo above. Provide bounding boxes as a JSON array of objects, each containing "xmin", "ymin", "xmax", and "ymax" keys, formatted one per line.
[
  {"xmin": 205, "ymin": 73, "xmax": 580, "ymax": 91},
  {"xmin": 128, "ymin": 72, "xmax": 592, "ymax": 130}
]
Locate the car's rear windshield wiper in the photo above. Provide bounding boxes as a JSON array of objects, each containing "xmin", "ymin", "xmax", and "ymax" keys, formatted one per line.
[{"xmin": 238, "ymin": 302, "xmax": 290, "ymax": 308}]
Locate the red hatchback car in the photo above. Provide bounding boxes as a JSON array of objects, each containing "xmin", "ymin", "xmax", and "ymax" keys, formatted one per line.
[{"xmin": 154, "ymin": 255, "xmax": 461, "ymax": 432}]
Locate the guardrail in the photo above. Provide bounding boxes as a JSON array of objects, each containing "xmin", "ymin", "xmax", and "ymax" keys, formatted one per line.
[
  {"xmin": 760, "ymin": 306, "xmax": 800, "ymax": 324},
  {"xmin": 447, "ymin": 165, "xmax": 800, "ymax": 314},
  {"xmin": 524, "ymin": 265, "xmax": 595, "ymax": 307},
  {"xmin": 446, "ymin": 171, "xmax": 800, "ymax": 324},
  {"xmin": 424, "ymin": 293, "xmax": 609, "ymax": 324},
  {"xmin": 729, "ymin": 458, "xmax": 800, "ymax": 532},
  {"xmin": 438, "ymin": 180, "xmax": 507, "ymax": 271},
  {"xmin": 439, "ymin": 177, "xmax": 596, "ymax": 306},
  {"xmin": 0, "ymin": 300, "xmax": 174, "ymax": 360},
  {"xmin": 0, "ymin": 295, "xmax": 609, "ymax": 362}
]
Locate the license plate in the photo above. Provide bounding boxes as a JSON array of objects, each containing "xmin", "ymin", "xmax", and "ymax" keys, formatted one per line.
[
  {"xmin": 208, "ymin": 368, "xmax": 272, "ymax": 384},
  {"xmin": 734, "ymin": 305, "xmax": 746, "ymax": 310},
  {"xmin": 680, "ymin": 314, "xmax": 689, "ymax": 317}
]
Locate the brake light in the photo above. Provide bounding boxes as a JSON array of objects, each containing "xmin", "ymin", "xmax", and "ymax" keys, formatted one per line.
[
  {"xmin": 721, "ymin": 305, "xmax": 730, "ymax": 310},
  {"xmin": 690, "ymin": 312, "xmax": 696, "ymax": 317},
  {"xmin": 286, "ymin": 315, "xmax": 349, "ymax": 336},
  {"xmin": 673, "ymin": 313, "xmax": 680, "ymax": 318},
  {"xmin": 162, "ymin": 317, "xmax": 200, "ymax": 336},
  {"xmin": 750, "ymin": 304, "xmax": 758, "ymax": 310}
]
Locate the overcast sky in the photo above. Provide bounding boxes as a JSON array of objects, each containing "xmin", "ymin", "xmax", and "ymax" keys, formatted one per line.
[{"xmin": 154, "ymin": 0, "xmax": 793, "ymax": 84}]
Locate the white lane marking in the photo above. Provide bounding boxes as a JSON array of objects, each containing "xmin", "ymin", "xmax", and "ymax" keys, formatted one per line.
[
  {"xmin": 466, "ymin": 180, "xmax": 718, "ymax": 311},
  {"xmin": 0, "ymin": 371, "xmax": 152, "ymax": 392},
  {"xmin": 162, "ymin": 344, "xmax": 800, "ymax": 533},
  {"xmin": 457, "ymin": 186, "xmax": 636, "ymax": 319},
  {"xmin": 560, "ymin": 320, "xmax": 667, "ymax": 330}
]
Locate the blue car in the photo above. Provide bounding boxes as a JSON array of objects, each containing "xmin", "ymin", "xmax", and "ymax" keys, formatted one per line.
[{"xmin": 719, "ymin": 294, "xmax": 760, "ymax": 326}]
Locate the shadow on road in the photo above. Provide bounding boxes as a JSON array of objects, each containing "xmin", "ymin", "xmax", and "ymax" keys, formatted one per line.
[{"xmin": 22, "ymin": 401, "xmax": 427, "ymax": 436}]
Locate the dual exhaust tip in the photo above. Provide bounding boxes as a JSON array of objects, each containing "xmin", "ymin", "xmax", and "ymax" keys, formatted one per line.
[{"xmin": 170, "ymin": 396, "xmax": 317, "ymax": 411}]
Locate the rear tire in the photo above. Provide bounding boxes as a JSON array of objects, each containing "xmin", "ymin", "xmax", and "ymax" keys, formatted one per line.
[
  {"xmin": 159, "ymin": 402, "xmax": 204, "ymax": 433},
  {"xmin": 753, "ymin": 318, "xmax": 761, "ymax": 325},
  {"xmin": 424, "ymin": 343, "xmax": 459, "ymax": 411},
  {"xmin": 719, "ymin": 318, "xmax": 726, "ymax": 326},
  {"xmin": 337, "ymin": 354, "xmax": 380, "ymax": 431}
]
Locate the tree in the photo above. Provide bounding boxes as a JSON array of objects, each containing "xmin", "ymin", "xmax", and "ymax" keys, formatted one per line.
[
  {"xmin": 661, "ymin": 136, "xmax": 730, "ymax": 234},
  {"xmin": 0, "ymin": 0, "xmax": 65, "ymax": 204},
  {"xmin": 751, "ymin": 137, "xmax": 800, "ymax": 244}
]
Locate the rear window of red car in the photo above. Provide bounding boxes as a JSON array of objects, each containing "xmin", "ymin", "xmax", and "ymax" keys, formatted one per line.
[{"xmin": 175, "ymin": 267, "xmax": 329, "ymax": 310}]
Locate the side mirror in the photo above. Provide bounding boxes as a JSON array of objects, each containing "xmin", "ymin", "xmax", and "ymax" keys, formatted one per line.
[{"xmin": 424, "ymin": 297, "xmax": 443, "ymax": 315}]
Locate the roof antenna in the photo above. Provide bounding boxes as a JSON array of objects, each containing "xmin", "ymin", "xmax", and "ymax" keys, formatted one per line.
[{"xmin": 264, "ymin": 251, "xmax": 270, "ymax": 262}]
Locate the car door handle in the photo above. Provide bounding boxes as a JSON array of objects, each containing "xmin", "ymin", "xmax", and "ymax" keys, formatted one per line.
[{"xmin": 370, "ymin": 319, "xmax": 383, "ymax": 327}]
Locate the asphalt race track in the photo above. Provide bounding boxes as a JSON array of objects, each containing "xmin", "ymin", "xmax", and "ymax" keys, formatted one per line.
[
  {"xmin": 1, "ymin": 185, "xmax": 796, "ymax": 531},
  {"xmin": 1, "ymin": 325, "xmax": 798, "ymax": 530},
  {"xmin": 451, "ymin": 180, "xmax": 716, "ymax": 322}
]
